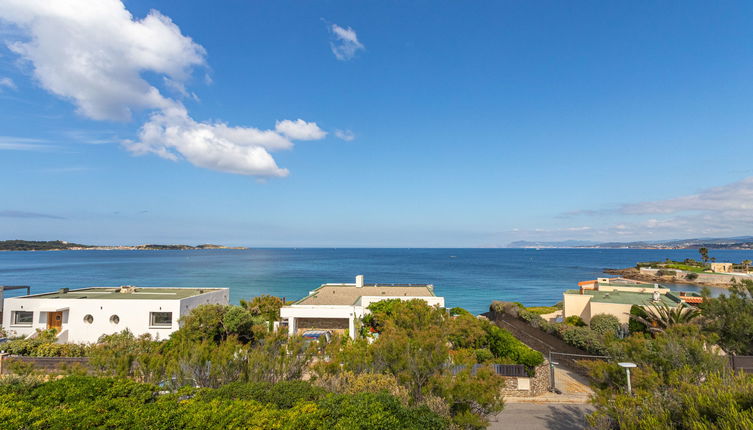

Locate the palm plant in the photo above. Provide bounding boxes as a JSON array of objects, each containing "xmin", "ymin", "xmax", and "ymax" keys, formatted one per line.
[
  {"xmin": 742, "ymin": 260, "xmax": 752, "ymax": 273},
  {"xmin": 629, "ymin": 302, "xmax": 701, "ymax": 334}
]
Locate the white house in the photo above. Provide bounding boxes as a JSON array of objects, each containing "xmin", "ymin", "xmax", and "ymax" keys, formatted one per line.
[
  {"xmin": 280, "ymin": 275, "xmax": 445, "ymax": 339},
  {"xmin": 1, "ymin": 286, "xmax": 229, "ymax": 343}
]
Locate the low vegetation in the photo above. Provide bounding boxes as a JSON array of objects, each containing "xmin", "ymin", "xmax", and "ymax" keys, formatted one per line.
[
  {"xmin": 1, "ymin": 297, "xmax": 540, "ymax": 429},
  {"xmin": 0, "ymin": 375, "xmax": 443, "ymax": 429}
]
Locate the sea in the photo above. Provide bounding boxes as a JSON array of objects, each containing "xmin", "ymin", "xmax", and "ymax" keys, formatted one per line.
[{"xmin": 1, "ymin": 248, "xmax": 752, "ymax": 315}]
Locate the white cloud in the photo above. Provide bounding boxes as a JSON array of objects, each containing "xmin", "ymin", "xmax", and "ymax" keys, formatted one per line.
[
  {"xmin": 0, "ymin": 76, "xmax": 15, "ymax": 90},
  {"xmin": 619, "ymin": 177, "xmax": 753, "ymax": 215},
  {"xmin": 0, "ymin": 0, "xmax": 204, "ymax": 121},
  {"xmin": 0, "ymin": 0, "xmax": 327, "ymax": 177},
  {"xmin": 328, "ymin": 23, "xmax": 364, "ymax": 61},
  {"xmin": 126, "ymin": 105, "xmax": 291, "ymax": 177},
  {"xmin": 0, "ymin": 136, "xmax": 53, "ymax": 151},
  {"xmin": 552, "ymin": 176, "xmax": 753, "ymax": 241},
  {"xmin": 334, "ymin": 129, "xmax": 355, "ymax": 141},
  {"xmin": 275, "ymin": 119, "xmax": 327, "ymax": 141}
]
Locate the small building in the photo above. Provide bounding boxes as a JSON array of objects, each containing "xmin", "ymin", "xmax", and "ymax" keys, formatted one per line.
[
  {"xmin": 279, "ymin": 275, "xmax": 445, "ymax": 339},
  {"xmin": 1, "ymin": 286, "xmax": 228, "ymax": 343},
  {"xmin": 710, "ymin": 262, "xmax": 733, "ymax": 273},
  {"xmin": 563, "ymin": 278, "xmax": 684, "ymax": 324}
]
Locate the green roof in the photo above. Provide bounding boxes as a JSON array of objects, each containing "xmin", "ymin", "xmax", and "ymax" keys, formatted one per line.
[
  {"xmin": 565, "ymin": 289, "xmax": 680, "ymax": 307},
  {"xmin": 21, "ymin": 287, "xmax": 222, "ymax": 300}
]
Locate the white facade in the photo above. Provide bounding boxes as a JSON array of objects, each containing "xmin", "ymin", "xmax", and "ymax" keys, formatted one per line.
[
  {"xmin": 280, "ymin": 276, "xmax": 446, "ymax": 339},
  {"xmin": 2, "ymin": 287, "xmax": 228, "ymax": 343}
]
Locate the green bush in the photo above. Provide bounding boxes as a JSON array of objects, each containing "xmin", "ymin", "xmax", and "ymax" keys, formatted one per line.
[
  {"xmin": 0, "ymin": 330, "xmax": 89, "ymax": 357},
  {"xmin": 589, "ymin": 314, "xmax": 621, "ymax": 337},
  {"xmin": 685, "ymin": 272, "xmax": 699, "ymax": 280},
  {"xmin": 564, "ymin": 315, "xmax": 586, "ymax": 327},
  {"xmin": 559, "ymin": 326, "xmax": 608, "ymax": 355},
  {"xmin": 655, "ymin": 269, "xmax": 677, "ymax": 277},
  {"xmin": 628, "ymin": 305, "xmax": 648, "ymax": 334},
  {"xmin": 198, "ymin": 380, "xmax": 327, "ymax": 408},
  {"xmin": 0, "ymin": 376, "xmax": 448, "ymax": 430}
]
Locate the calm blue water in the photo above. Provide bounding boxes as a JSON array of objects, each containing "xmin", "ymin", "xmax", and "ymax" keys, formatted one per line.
[{"xmin": 1, "ymin": 248, "xmax": 750, "ymax": 314}]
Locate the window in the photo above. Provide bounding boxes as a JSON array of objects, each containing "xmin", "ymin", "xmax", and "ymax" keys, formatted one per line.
[
  {"xmin": 110, "ymin": 315, "xmax": 120, "ymax": 324},
  {"xmin": 12, "ymin": 311, "xmax": 33, "ymax": 326},
  {"xmin": 150, "ymin": 312, "xmax": 172, "ymax": 328},
  {"xmin": 83, "ymin": 314, "xmax": 94, "ymax": 324}
]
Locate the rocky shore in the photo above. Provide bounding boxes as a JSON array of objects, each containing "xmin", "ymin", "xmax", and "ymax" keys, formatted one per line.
[{"xmin": 604, "ymin": 267, "xmax": 751, "ymax": 289}]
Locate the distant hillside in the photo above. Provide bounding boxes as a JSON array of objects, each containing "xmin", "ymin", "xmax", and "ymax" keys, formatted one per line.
[
  {"xmin": 507, "ymin": 236, "xmax": 753, "ymax": 249},
  {"xmin": 0, "ymin": 240, "xmax": 91, "ymax": 251},
  {"xmin": 506, "ymin": 240, "xmax": 599, "ymax": 248},
  {"xmin": 0, "ymin": 240, "xmax": 247, "ymax": 251}
]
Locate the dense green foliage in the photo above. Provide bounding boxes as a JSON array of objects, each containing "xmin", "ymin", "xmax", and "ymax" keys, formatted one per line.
[
  {"xmin": 589, "ymin": 314, "xmax": 620, "ymax": 337},
  {"xmin": 5, "ymin": 298, "xmax": 520, "ymax": 429},
  {"xmin": 700, "ymin": 280, "xmax": 753, "ymax": 354},
  {"xmin": 1, "ymin": 329, "xmax": 89, "ymax": 357},
  {"xmin": 320, "ymin": 300, "xmax": 511, "ymax": 428},
  {"xmin": 0, "ymin": 375, "xmax": 446, "ymax": 430}
]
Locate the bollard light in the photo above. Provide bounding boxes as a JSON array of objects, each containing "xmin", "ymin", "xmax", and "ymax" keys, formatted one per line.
[{"xmin": 618, "ymin": 362, "xmax": 637, "ymax": 395}]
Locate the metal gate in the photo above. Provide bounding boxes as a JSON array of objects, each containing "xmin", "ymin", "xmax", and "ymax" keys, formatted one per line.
[{"xmin": 548, "ymin": 351, "xmax": 608, "ymax": 394}]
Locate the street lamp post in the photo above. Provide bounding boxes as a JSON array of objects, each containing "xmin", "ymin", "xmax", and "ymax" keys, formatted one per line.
[{"xmin": 618, "ymin": 362, "xmax": 637, "ymax": 395}]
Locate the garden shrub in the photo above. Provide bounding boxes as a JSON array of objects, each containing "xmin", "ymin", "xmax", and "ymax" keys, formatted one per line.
[
  {"xmin": 564, "ymin": 315, "xmax": 586, "ymax": 327},
  {"xmin": 559, "ymin": 326, "xmax": 608, "ymax": 355},
  {"xmin": 589, "ymin": 314, "xmax": 621, "ymax": 337},
  {"xmin": 198, "ymin": 380, "xmax": 326, "ymax": 408},
  {"xmin": 628, "ymin": 305, "xmax": 649, "ymax": 334}
]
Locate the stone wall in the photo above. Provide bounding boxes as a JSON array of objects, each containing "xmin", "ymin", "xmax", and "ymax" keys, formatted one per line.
[
  {"xmin": 0, "ymin": 354, "xmax": 90, "ymax": 375},
  {"xmin": 500, "ymin": 362, "xmax": 550, "ymax": 397}
]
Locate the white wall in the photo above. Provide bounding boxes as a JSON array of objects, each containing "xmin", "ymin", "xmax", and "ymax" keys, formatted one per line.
[{"xmin": 2, "ymin": 289, "xmax": 228, "ymax": 343}]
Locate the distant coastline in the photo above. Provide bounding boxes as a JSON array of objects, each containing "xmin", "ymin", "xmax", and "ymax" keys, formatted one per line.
[
  {"xmin": 0, "ymin": 240, "xmax": 247, "ymax": 251},
  {"xmin": 507, "ymin": 236, "xmax": 753, "ymax": 250}
]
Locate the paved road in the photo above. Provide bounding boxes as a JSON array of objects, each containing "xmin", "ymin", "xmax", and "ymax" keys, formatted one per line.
[{"xmin": 490, "ymin": 403, "xmax": 594, "ymax": 430}]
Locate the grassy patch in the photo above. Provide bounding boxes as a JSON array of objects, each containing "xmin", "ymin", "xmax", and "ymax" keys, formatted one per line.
[{"xmin": 526, "ymin": 306, "xmax": 558, "ymax": 315}]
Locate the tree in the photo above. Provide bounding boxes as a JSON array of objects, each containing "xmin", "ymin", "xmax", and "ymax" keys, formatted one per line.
[
  {"xmin": 742, "ymin": 259, "xmax": 752, "ymax": 273},
  {"xmin": 174, "ymin": 304, "xmax": 258, "ymax": 344},
  {"xmin": 372, "ymin": 326, "xmax": 449, "ymax": 402},
  {"xmin": 701, "ymin": 280, "xmax": 753, "ymax": 354},
  {"xmin": 628, "ymin": 303, "xmax": 700, "ymax": 334},
  {"xmin": 699, "ymin": 247, "xmax": 709, "ymax": 264},
  {"xmin": 246, "ymin": 331, "xmax": 314, "ymax": 383},
  {"xmin": 240, "ymin": 295, "xmax": 284, "ymax": 331}
]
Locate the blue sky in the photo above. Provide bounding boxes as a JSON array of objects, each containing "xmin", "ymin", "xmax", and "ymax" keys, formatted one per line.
[{"xmin": 1, "ymin": 1, "xmax": 753, "ymax": 247}]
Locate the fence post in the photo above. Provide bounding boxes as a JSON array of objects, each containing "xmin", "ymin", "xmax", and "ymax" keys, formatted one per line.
[{"xmin": 549, "ymin": 350, "xmax": 555, "ymax": 392}]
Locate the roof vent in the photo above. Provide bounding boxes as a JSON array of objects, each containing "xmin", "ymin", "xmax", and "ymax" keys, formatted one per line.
[{"xmin": 653, "ymin": 291, "xmax": 661, "ymax": 302}]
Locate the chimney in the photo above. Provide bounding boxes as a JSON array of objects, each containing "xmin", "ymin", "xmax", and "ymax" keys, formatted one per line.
[
  {"xmin": 355, "ymin": 275, "xmax": 364, "ymax": 288},
  {"xmin": 653, "ymin": 291, "xmax": 660, "ymax": 301}
]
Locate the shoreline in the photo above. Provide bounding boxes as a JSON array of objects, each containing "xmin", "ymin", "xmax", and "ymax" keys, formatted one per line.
[{"xmin": 604, "ymin": 267, "xmax": 750, "ymax": 289}]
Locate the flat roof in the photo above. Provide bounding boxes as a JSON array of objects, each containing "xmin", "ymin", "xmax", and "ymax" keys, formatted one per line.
[
  {"xmin": 565, "ymin": 289, "xmax": 680, "ymax": 307},
  {"xmin": 16, "ymin": 287, "xmax": 224, "ymax": 300},
  {"xmin": 295, "ymin": 283, "xmax": 436, "ymax": 306}
]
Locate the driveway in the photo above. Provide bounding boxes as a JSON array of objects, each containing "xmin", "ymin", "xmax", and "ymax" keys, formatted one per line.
[{"xmin": 490, "ymin": 403, "xmax": 594, "ymax": 430}]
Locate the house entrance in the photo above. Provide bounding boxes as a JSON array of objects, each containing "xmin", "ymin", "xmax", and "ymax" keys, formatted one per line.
[{"xmin": 47, "ymin": 311, "xmax": 63, "ymax": 331}]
